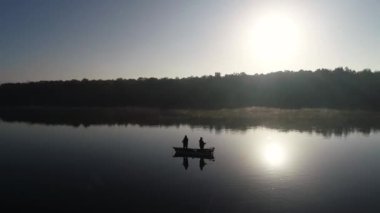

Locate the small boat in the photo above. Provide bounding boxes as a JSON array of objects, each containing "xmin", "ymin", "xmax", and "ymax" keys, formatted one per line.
[{"xmin": 173, "ymin": 147, "xmax": 215, "ymax": 159}]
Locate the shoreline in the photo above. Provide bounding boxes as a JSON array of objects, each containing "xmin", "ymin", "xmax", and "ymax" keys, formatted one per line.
[{"xmin": 0, "ymin": 107, "xmax": 379, "ymax": 136}]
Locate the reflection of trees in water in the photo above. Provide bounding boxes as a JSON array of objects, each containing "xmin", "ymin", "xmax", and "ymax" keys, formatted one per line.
[{"xmin": 0, "ymin": 107, "xmax": 379, "ymax": 137}]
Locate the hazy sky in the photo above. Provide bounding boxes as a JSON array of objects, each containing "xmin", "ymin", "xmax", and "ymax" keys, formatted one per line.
[{"xmin": 1, "ymin": 0, "xmax": 380, "ymax": 82}]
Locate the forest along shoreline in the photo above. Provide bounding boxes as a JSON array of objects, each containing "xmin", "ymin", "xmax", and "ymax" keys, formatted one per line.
[{"xmin": 1, "ymin": 69, "xmax": 380, "ymax": 110}]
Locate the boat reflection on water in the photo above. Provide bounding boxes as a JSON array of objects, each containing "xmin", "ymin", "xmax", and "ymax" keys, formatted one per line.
[
  {"xmin": 173, "ymin": 147, "xmax": 215, "ymax": 171},
  {"xmin": 175, "ymin": 156, "xmax": 214, "ymax": 171},
  {"xmin": 199, "ymin": 158, "xmax": 206, "ymax": 170},
  {"xmin": 183, "ymin": 157, "xmax": 189, "ymax": 170}
]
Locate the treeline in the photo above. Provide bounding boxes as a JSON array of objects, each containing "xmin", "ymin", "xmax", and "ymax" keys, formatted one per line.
[{"xmin": 1, "ymin": 68, "xmax": 380, "ymax": 109}]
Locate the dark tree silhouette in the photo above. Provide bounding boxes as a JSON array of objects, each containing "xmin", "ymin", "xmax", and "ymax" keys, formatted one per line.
[{"xmin": 1, "ymin": 68, "xmax": 380, "ymax": 109}]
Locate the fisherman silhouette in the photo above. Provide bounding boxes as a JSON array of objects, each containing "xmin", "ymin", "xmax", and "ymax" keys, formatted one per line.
[
  {"xmin": 182, "ymin": 135, "xmax": 188, "ymax": 149},
  {"xmin": 199, "ymin": 158, "xmax": 206, "ymax": 171},
  {"xmin": 199, "ymin": 137, "xmax": 206, "ymax": 150},
  {"xmin": 183, "ymin": 157, "xmax": 189, "ymax": 170}
]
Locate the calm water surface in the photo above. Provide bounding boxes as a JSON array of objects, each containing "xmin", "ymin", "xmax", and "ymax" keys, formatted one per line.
[{"xmin": 0, "ymin": 119, "xmax": 379, "ymax": 212}]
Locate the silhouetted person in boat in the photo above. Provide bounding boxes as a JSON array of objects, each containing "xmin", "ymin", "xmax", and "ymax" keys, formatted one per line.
[
  {"xmin": 182, "ymin": 135, "xmax": 188, "ymax": 149},
  {"xmin": 199, "ymin": 158, "xmax": 206, "ymax": 171},
  {"xmin": 183, "ymin": 157, "xmax": 189, "ymax": 170},
  {"xmin": 199, "ymin": 137, "xmax": 206, "ymax": 150}
]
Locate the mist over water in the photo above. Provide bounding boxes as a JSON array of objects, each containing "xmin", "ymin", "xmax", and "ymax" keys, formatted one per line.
[{"xmin": 1, "ymin": 110, "xmax": 380, "ymax": 212}]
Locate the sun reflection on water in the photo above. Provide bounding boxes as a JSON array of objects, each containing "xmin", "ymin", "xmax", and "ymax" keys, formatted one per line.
[{"xmin": 262, "ymin": 143, "xmax": 287, "ymax": 168}]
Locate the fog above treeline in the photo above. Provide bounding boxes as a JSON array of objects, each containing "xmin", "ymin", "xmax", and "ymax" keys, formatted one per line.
[{"xmin": 1, "ymin": 67, "xmax": 380, "ymax": 109}]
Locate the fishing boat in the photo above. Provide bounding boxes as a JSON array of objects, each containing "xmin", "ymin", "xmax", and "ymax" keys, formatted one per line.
[{"xmin": 173, "ymin": 147, "xmax": 215, "ymax": 159}]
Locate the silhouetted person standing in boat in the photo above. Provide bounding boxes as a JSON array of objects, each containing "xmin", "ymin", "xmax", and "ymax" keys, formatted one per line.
[
  {"xmin": 182, "ymin": 135, "xmax": 188, "ymax": 149},
  {"xmin": 199, "ymin": 137, "xmax": 206, "ymax": 150}
]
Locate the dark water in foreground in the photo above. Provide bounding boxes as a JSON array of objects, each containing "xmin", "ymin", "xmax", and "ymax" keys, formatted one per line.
[{"xmin": 1, "ymin": 113, "xmax": 380, "ymax": 212}]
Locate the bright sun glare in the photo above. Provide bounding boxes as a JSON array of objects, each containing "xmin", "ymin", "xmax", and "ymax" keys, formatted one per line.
[
  {"xmin": 262, "ymin": 143, "xmax": 286, "ymax": 168},
  {"xmin": 252, "ymin": 12, "xmax": 300, "ymax": 63}
]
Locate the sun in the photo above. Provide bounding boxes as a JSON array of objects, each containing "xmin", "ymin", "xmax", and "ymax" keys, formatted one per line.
[{"xmin": 252, "ymin": 12, "xmax": 300, "ymax": 62}]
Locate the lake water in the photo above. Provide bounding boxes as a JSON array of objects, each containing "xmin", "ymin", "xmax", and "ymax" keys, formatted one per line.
[{"xmin": 1, "ymin": 114, "xmax": 380, "ymax": 212}]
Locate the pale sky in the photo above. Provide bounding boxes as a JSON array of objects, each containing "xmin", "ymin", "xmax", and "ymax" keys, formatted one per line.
[{"xmin": 1, "ymin": 0, "xmax": 380, "ymax": 82}]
